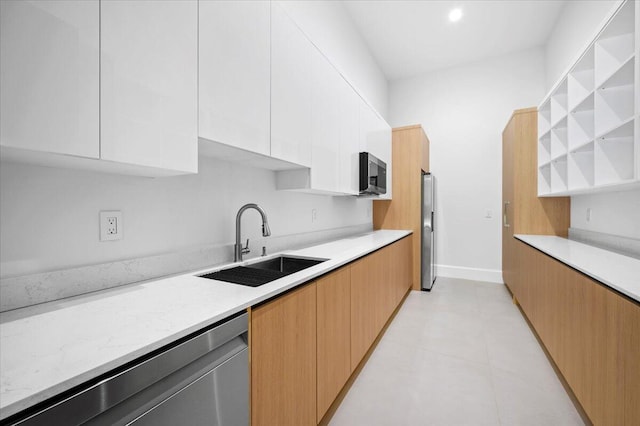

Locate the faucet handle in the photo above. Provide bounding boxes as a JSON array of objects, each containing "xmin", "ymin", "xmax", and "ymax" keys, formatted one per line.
[{"xmin": 242, "ymin": 238, "xmax": 250, "ymax": 254}]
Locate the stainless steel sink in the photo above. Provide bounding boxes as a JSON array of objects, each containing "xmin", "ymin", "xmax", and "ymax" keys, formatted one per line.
[{"xmin": 198, "ymin": 256, "xmax": 327, "ymax": 287}]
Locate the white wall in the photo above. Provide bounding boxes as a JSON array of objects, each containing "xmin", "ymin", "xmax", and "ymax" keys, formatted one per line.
[
  {"xmin": 278, "ymin": 0, "xmax": 389, "ymax": 120},
  {"xmin": 571, "ymin": 189, "xmax": 640, "ymax": 239},
  {"xmin": 0, "ymin": 158, "xmax": 372, "ymax": 277},
  {"xmin": 390, "ymin": 48, "xmax": 546, "ymax": 282},
  {"xmin": 545, "ymin": 0, "xmax": 640, "ymax": 239}
]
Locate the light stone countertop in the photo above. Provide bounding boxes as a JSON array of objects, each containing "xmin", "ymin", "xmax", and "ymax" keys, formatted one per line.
[
  {"xmin": 515, "ymin": 234, "xmax": 640, "ymax": 303},
  {"xmin": 0, "ymin": 230, "xmax": 411, "ymax": 420}
]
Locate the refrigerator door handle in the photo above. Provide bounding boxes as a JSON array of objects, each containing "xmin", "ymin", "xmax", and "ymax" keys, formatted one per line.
[
  {"xmin": 431, "ymin": 211, "xmax": 434, "ymax": 232},
  {"xmin": 503, "ymin": 201, "xmax": 510, "ymax": 228}
]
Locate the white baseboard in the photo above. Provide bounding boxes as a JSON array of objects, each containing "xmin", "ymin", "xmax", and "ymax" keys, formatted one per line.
[{"xmin": 436, "ymin": 264, "xmax": 503, "ymax": 284}]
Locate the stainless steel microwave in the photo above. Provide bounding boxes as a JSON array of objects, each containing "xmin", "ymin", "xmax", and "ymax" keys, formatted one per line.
[{"xmin": 359, "ymin": 152, "xmax": 387, "ymax": 195}]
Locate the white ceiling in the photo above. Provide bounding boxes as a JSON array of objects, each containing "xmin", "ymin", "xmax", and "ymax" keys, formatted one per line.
[{"xmin": 342, "ymin": 0, "xmax": 567, "ymax": 81}]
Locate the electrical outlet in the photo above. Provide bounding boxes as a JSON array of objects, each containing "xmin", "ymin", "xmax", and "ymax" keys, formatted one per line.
[
  {"xmin": 100, "ymin": 211, "xmax": 123, "ymax": 241},
  {"xmin": 586, "ymin": 208, "xmax": 591, "ymax": 222},
  {"xmin": 311, "ymin": 209, "xmax": 318, "ymax": 222}
]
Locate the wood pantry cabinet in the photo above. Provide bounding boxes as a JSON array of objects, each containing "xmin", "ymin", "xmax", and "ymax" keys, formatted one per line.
[
  {"xmin": 250, "ymin": 236, "xmax": 413, "ymax": 425},
  {"xmin": 0, "ymin": 0, "xmax": 198, "ymax": 177},
  {"xmin": 373, "ymin": 125, "xmax": 429, "ymax": 290},
  {"xmin": 502, "ymin": 108, "xmax": 570, "ymax": 291},
  {"xmin": 513, "ymin": 240, "xmax": 640, "ymax": 425}
]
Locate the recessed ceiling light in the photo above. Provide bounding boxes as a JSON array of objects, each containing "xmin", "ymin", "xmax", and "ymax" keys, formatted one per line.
[{"xmin": 449, "ymin": 8, "xmax": 463, "ymax": 23}]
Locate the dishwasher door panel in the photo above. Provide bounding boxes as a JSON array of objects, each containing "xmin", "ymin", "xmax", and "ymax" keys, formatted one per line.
[{"xmin": 131, "ymin": 348, "xmax": 248, "ymax": 426}]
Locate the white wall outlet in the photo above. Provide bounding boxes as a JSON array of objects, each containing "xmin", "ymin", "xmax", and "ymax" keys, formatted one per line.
[
  {"xmin": 311, "ymin": 209, "xmax": 318, "ymax": 222},
  {"xmin": 100, "ymin": 211, "xmax": 123, "ymax": 241},
  {"xmin": 586, "ymin": 207, "xmax": 591, "ymax": 222}
]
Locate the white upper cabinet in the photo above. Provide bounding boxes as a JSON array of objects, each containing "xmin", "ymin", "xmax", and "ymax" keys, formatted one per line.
[
  {"xmin": 100, "ymin": 0, "xmax": 198, "ymax": 174},
  {"xmin": 270, "ymin": 2, "xmax": 313, "ymax": 167},
  {"xmin": 360, "ymin": 99, "xmax": 393, "ymax": 199},
  {"xmin": 199, "ymin": 1, "xmax": 270, "ymax": 156},
  {"xmin": 0, "ymin": 0, "xmax": 99, "ymax": 159},
  {"xmin": 309, "ymin": 48, "xmax": 341, "ymax": 193},
  {"xmin": 337, "ymin": 78, "xmax": 361, "ymax": 195}
]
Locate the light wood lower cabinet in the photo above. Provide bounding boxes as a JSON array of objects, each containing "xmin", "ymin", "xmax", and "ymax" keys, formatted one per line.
[
  {"xmin": 350, "ymin": 254, "xmax": 379, "ymax": 370},
  {"xmin": 251, "ymin": 236, "xmax": 413, "ymax": 425},
  {"xmin": 514, "ymin": 240, "xmax": 640, "ymax": 425},
  {"xmin": 316, "ymin": 267, "xmax": 351, "ymax": 422},
  {"xmin": 251, "ymin": 282, "xmax": 317, "ymax": 426}
]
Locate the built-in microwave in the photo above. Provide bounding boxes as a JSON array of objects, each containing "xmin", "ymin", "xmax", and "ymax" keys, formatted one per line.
[{"xmin": 359, "ymin": 152, "xmax": 387, "ymax": 195}]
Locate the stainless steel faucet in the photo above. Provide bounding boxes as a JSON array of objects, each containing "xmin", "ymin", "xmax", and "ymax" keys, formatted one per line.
[{"xmin": 235, "ymin": 203, "xmax": 271, "ymax": 262}]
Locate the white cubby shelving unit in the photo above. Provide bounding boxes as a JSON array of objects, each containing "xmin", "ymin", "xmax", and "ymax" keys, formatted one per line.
[{"xmin": 537, "ymin": 0, "xmax": 639, "ymax": 196}]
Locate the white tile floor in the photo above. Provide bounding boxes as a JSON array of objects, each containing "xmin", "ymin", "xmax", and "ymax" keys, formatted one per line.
[{"xmin": 329, "ymin": 277, "xmax": 585, "ymax": 426}]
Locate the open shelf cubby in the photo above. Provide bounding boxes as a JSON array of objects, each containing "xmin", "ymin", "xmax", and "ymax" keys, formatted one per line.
[
  {"xmin": 551, "ymin": 155, "xmax": 568, "ymax": 193},
  {"xmin": 594, "ymin": 0, "xmax": 635, "ymax": 87},
  {"xmin": 539, "ymin": 132, "xmax": 551, "ymax": 165},
  {"xmin": 568, "ymin": 46, "xmax": 595, "ymax": 111},
  {"xmin": 550, "ymin": 118, "xmax": 568, "ymax": 159},
  {"xmin": 594, "ymin": 126, "xmax": 635, "ymax": 185},
  {"xmin": 539, "ymin": 164, "xmax": 551, "ymax": 195},
  {"xmin": 568, "ymin": 108, "xmax": 594, "ymax": 149},
  {"xmin": 595, "ymin": 79, "xmax": 634, "ymax": 136},
  {"xmin": 568, "ymin": 144, "xmax": 595, "ymax": 190},
  {"xmin": 551, "ymin": 78, "xmax": 568, "ymax": 125},
  {"xmin": 538, "ymin": 100, "xmax": 551, "ymax": 136}
]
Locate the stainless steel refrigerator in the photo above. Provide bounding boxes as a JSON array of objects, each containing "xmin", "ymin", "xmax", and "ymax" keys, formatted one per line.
[{"xmin": 421, "ymin": 172, "xmax": 436, "ymax": 290}]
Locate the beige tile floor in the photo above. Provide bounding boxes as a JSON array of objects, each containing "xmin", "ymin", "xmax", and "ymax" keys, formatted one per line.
[{"xmin": 329, "ymin": 277, "xmax": 585, "ymax": 426}]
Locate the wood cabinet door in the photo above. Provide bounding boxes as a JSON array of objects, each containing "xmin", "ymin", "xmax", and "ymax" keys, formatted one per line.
[
  {"xmin": 350, "ymin": 256, "xmax": 377, "ymax": 370},
  {"xmin": 0, "ymin": 0, "xmax": 99, "ymax": 158},
  {"xmin": 317, "ymin": 267, "xmax": 351, "ymax": 422},
  {"xmin": 251, "ymin": 283, "xmax": 317, "ymax": 426},
  {"xmin": 198, "ymin": 0, "xmax": 270, "ymax": 156},
  {"xmin": 100, "ymin": 0, "xmax": 198, "ymax": 174}
]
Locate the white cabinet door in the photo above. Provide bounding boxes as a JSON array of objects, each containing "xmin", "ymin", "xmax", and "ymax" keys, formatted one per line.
[
  {"xmin": 270, "ymin": 2, "xmax": 312, "ymax": 167},
  {"xmin": 199, "ymin": 1, "xmax": 270, "ymax": 156},
  {"xmin": 100, "ymin": 0, "xmax": 198, "ymax": 174},
  {"xmin": 338, "ymin": 80, "xmax": 361, "ymax": 195},
  {"xmin": 309, "ymin": 49, "xmax": 341, "ymax": 192},
  {"xmin": 0, "ymin": 0, "xmax": 99, "ymax": 158},
  {"xmin": 360, "ymin": 99, "xmax": 392, "ymax": 199}
]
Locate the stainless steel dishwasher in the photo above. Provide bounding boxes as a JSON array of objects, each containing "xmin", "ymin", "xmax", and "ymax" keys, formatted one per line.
[{"xmin": 9, "ymin": 313, "xmax": 249, "ymax": 426}]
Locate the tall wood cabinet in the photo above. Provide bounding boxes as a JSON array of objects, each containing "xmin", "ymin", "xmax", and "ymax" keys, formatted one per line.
[
  {"xmin": 373, "ymin": 125, "xmax": 429, "ymax": 290},
  {"xmin": 502, "ymin": 108, "xmax": 570, "ymax": 289}
]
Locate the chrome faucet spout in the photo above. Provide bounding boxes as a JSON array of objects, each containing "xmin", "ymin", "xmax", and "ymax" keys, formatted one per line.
[{"xmin": 235, "ymin": 203, "xmax": 271, "ymax": 262}]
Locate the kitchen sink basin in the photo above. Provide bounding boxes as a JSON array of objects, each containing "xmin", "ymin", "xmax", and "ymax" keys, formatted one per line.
[
  {"xmin": 198, "ymin": 256, "xmax": 327, "ymax": 287},
  {"xmin": 248, "ymin": 256, "xmax": 325, "ymax": 274}
]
